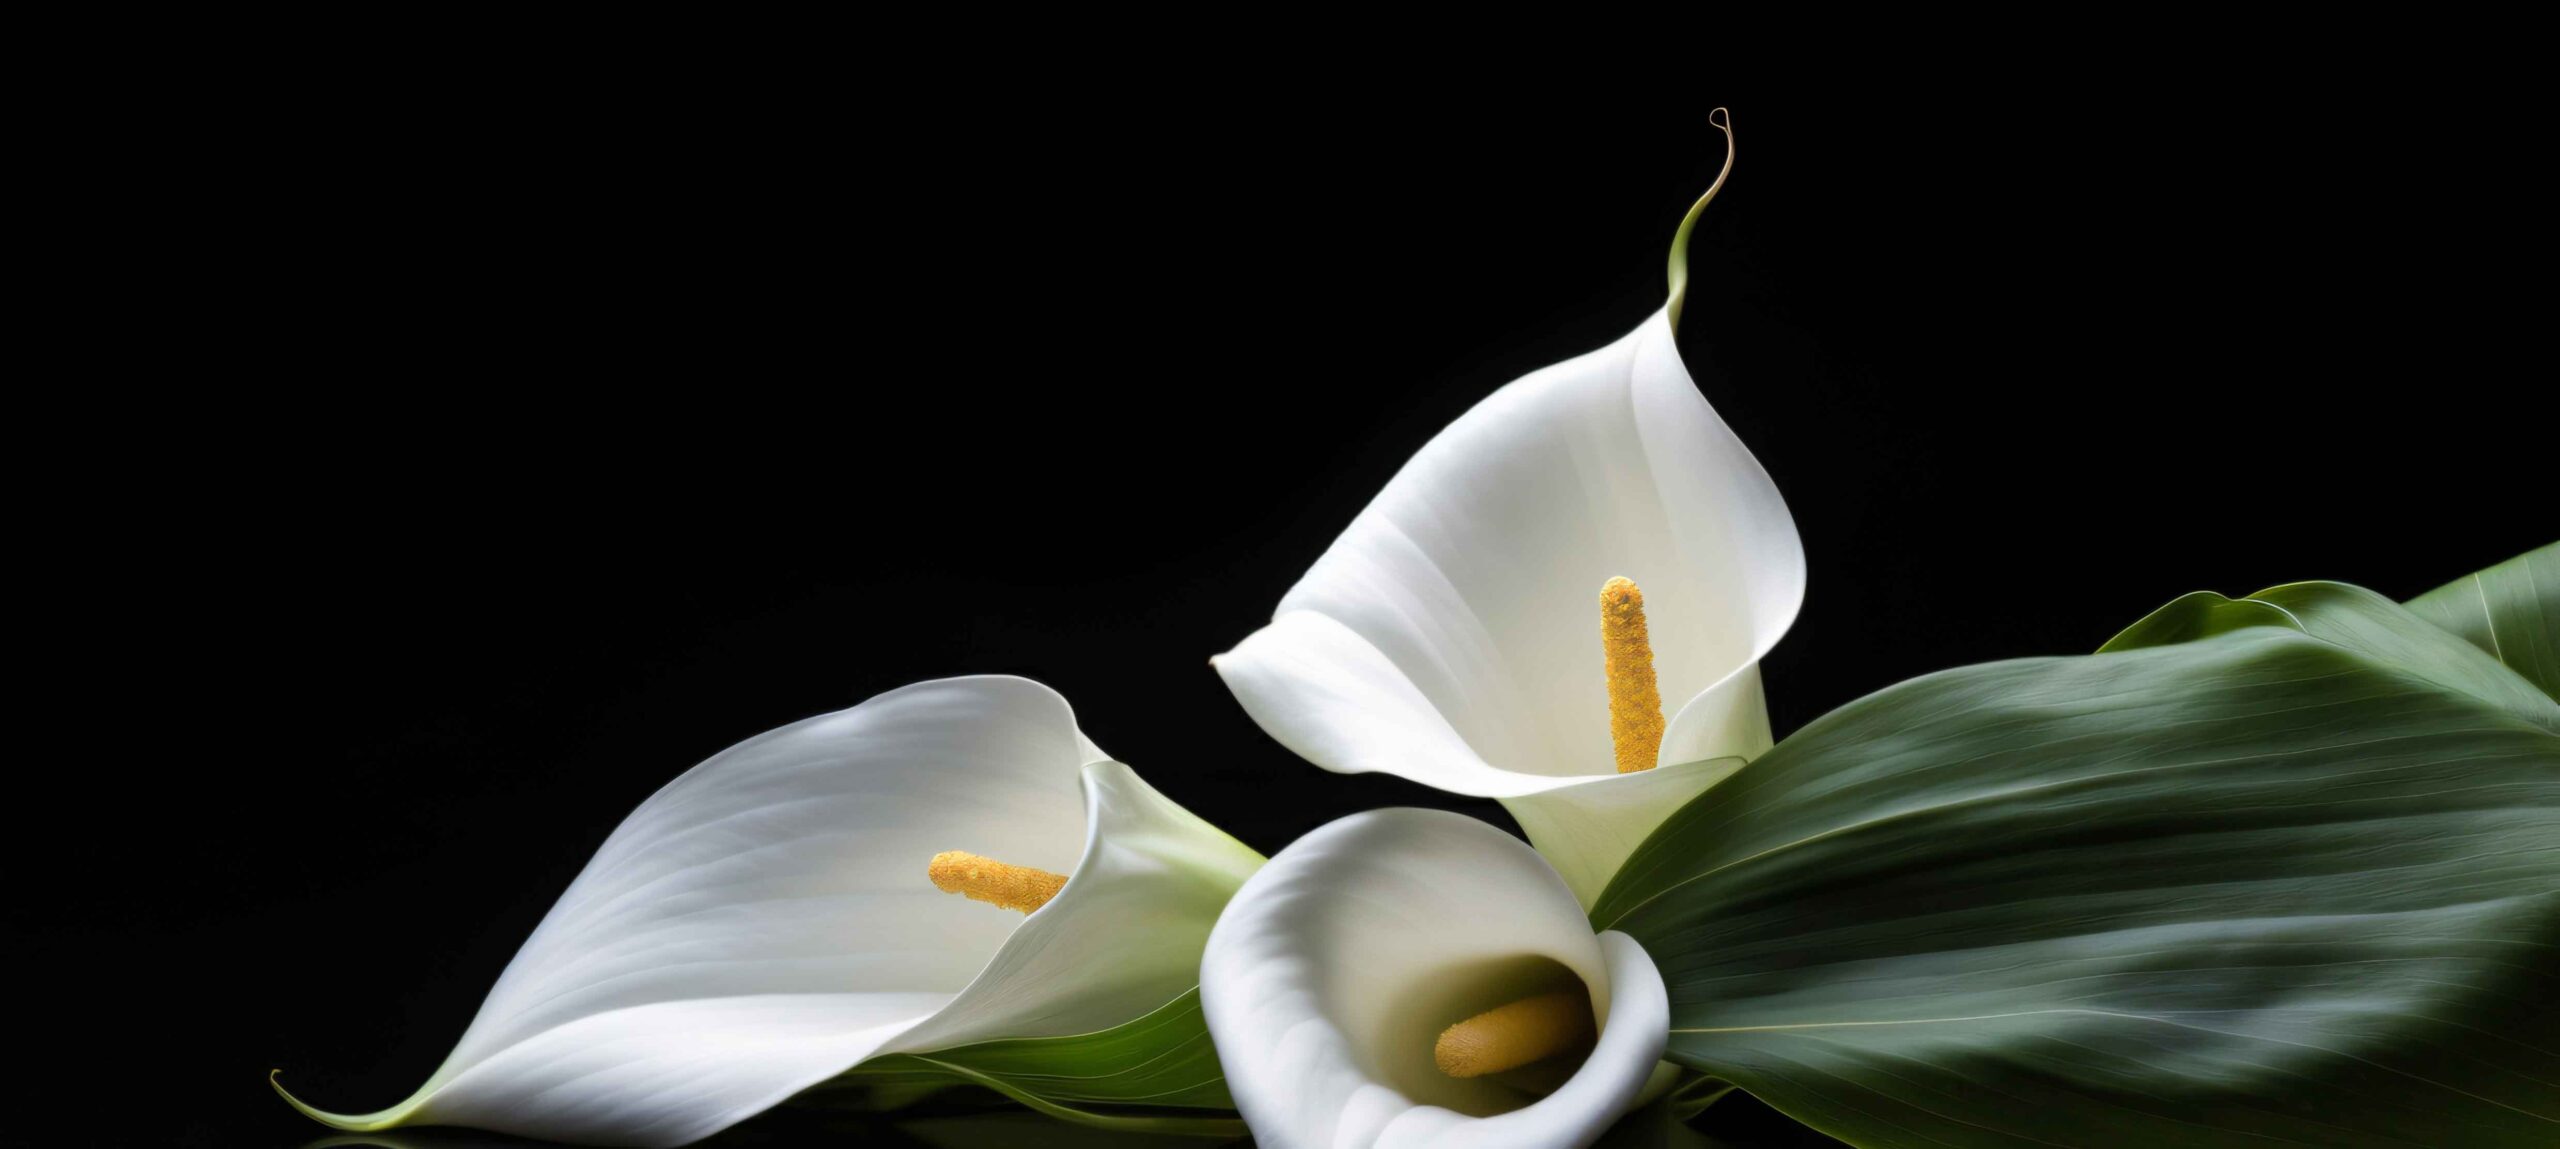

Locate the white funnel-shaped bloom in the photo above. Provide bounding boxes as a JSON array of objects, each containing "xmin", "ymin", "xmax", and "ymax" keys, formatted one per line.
[
  {"xmin": 277, "ymin": 675, "xmax": 1261, "ymax": 1146},
  {"xmin": 1200, "ymin": 809, "xmax": 1669, "ymax": 1149}
]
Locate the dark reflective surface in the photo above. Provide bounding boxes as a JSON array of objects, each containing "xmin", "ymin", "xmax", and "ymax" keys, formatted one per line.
[
  {"xmin": 34, "ymin": 54, "xmax": 2545, "ymax": 1149},
  {"xmin": 285, "ymin": 1090, "xmax": 1839, "ymax": 1148}
]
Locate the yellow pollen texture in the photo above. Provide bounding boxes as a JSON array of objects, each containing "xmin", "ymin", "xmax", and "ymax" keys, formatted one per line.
[
  {"xmin": 1600, "ymin": 576, "xmax": 1666, "ymax": 773},
  {"xmin": 1433, "ymin": 990, "xmax": 1596, "ymax": 1078},
  {"xmin": 928, "ymin": 850, "xmax": 1068, "ymax": 914}
]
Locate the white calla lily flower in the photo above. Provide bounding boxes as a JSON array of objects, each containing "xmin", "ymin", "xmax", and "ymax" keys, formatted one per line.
[
  {"xmin": 1201, "ymin": 808, "xmax": 1670, "ymax": 1149},
  {"xmin": 276, "ymin": 675, "xmax": 1263, "ymax": 1147},
  {"xmin": 1213, "ymin": 120, "xmax": 1804, "ymax": 906}
]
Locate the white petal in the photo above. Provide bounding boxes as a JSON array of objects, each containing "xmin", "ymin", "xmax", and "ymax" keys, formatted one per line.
[
  {"xmin": 889, "ymin": 759, "xmax": 1264, "ymax": 1052},
  {"xmin": 1502, "ymin": 754, "xmax": 1745, "ymax": 908},
  {"xmin": 1201, "ymin": 809, "xmax": 1669, "ymax": 1149},
  {"xmin": 1215, "ymin": 308, "xmax": 1800, "ymax": 897},
  {"xmin": 280, "ymin": 675, "xmax": 1257, "ymax": 1147},
  {"xmin": 1218, "ymin": 610, "xmax": 1531, "ymax": 795}
]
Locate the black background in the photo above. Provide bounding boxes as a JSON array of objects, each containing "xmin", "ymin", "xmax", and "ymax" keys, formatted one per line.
[{"xmin": 23, "ymin": 61, "xmax": 2554, "ymax": 1148}]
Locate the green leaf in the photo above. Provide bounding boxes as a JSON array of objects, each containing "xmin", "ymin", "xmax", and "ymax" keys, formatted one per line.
[
  {"xmin": 2407, "ymin": 541, "xmax": 2560, "ymax": 702},
  {"xmin": 2105, "ymin": 579, "xmax": 2559, "ymax": 733},
  {"xmin": 1593, "ymin": 626, "xmax": 2560, "ymax": 1148},
  {"xmin": 2094, "ymin": 589, "xmax": 2299, "ymax": 651},
  {"xmin": 811, "ymin": 989, "xmax": 1245, "ymax": 1138}
]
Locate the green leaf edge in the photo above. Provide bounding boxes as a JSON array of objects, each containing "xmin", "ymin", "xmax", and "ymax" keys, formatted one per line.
[
  {"xmin": 2095, "ymin": 587, "xmax": 2304, "ymax": 653},
  {"xmin": 2100, "ymin": 576, "xmax": 2559, "ymax": 733},
  {"xmin": 826, "ymin": 987, "xmax": 1244, "ymax": 1138},
  {"xmin": 2406, "ymin": 540, "xmax": 2560, "ymax": 701}
]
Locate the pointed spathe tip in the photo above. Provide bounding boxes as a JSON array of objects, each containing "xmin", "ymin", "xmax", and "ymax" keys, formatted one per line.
[{"xmin": 270, "ymin": 1068, "xmax": 415, "ymax": 1133}]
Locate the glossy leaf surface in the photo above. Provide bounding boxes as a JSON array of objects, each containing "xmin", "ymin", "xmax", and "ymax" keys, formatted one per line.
[{"xmin": 1596, "ymin": 625, "xmax": 2560, "ymax": 1148}]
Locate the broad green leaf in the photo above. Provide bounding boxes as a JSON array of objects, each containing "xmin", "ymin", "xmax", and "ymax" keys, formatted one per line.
[
  {"xmin": 1593, "ymin": 627, "xmax": 2560, "ymax": 1148},
  {"xmin": 812, "ymin": 989, "xmax": 1244, "ymax": 1138},
  {"xmin": 2407, "ymin": 541, "xmax": 2560, "ymax": 702},
  {"xmin": 2105, "ymin": 579, "xmax": 2559, "ymax": 732}
]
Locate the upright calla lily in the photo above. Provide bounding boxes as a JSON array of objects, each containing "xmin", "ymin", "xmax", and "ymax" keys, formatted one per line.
[
  {"xmin": 274, "ymin": 675, "xmax": 1262, "ymax": 1147},
  {"xmin": 1213, "ymin": 115, "xmax": 1803, "ymax": 905},
  {"xmin": 1200, "ymin": 808, "xmax": 1671, "ymax": 1149}
]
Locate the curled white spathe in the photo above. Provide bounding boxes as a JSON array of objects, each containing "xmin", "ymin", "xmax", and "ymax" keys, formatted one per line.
[
  {"xmin": 276, "ymin": 675, "xmax": 1262, "ymax": 1147},
  {"xmin": 1200, "ymin": 808, "xmax": 1670, "ymax": 1149},
  {"xmin": 1213, "ymin": 308, "xmax": 1804, "ymax": 906}
]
